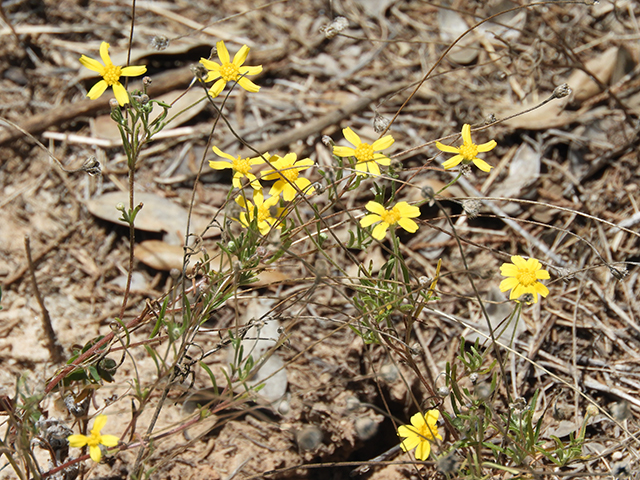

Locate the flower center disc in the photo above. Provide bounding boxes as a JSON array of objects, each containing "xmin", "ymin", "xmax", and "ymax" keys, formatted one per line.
[
  {"xmin": 232, "ymin": 157, "xmax": 251, "ymax": 175},
  {"xmin": 103, "ymin": 65, "xmax": 122, "ymax": 86},
  {"xmin": 355, "ymin": 143, "xmax": 374, "ymax": 162},
  {"xmin": 459, "ymin": 143, "xmax": 478, "ymax": 161},
  {"xmin": 220, "ymin": 62, "xmax": 240, "ymax": 82},
  {"xmin": 380, "ymin": 207, "xmax": 401, "ymax": 225},
  {"xmin": 281, "ymin": 167, "xmax": 300, "ymax": 183},
  {"xmin": 516, "ymin": 268, "xmax": 537, "ymax": 286}
]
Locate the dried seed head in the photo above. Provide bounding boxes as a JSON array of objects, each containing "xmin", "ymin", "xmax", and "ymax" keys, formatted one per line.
[
  {"xmin": 460, "ymin": 163, "xmax": 472, "ymax": 177},
  {"xmin": 82, "ymin": 156, "xmax": 102, "ymax": 176},
  {"xmin": 609, "ymin": 264, "xmax": 628, "ymax": 281},
  {"xmin": 553, "ymin": 83, "xmax": 571, "ymax": 99},
  {"xmin": 151, "ymin": 35, "xmax": 170, "ymax": 51},
  {"xmin": 373, "ymin": 112, "xmax": 391, "ymax": 134},
  {"xmin": 142, "ymin": 76, "xmax": 152, "ymax": 86},
  {"xmin": 555, "ymin": 266, "xmax": 574, "ymax": 283},
  {"xmin": 484, "ymin": 113, "xmax": 497, "ymax": 125},
  {"xmin": 191, "ymin": 63, "xmax": 209, "ymax": 81},
  {"xmin": 321, "ymin": 16, "xmax": 348, "ymax": 38},
  {"xmin": 109, "ymin": 98, "xmax": 120, "ymax": 109},
  {"xmin": 462, "ymin": 199, "xmax": 481, "ymax": 219},
  {"xmin": 469, "ymin": 372, "xmax": 478, "ymax": 384},
  {"xmin": 437, "ymin": 386, "xmax": 450, "ymax": 397},
  {"xmin": 585, "ymin": 403, "xmax": 599, "ymax": 417},
  {"xmin": 322, "ymin": 135, "xmax": 333, "ymax": 147}
]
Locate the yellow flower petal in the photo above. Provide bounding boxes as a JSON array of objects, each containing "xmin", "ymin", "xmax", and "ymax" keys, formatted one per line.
[
  {"xmin": 200, "ymin": 58, "xmax": 220, "ymax": 71},
  {"xmin": 435, "ymin": 141, "xmax": 460, "ymax": 154},
  {"xmin": 100, "ymin": 434, "xmax": 120, "ymax": 447},
  {"xmin": 472, "ymin": 158, "xmax": 492, "ymax": 172},
  {"xmin": 121, "ymin": 65, "xmax": 147, "ymax": 77},
  {"xmin": 92, "ymin": 414, "xmax": 108, "ymax": 432},
  {"xmin": 79, "ymin": 55, "xmax": 104, "ymax": 74},
  {"xmin": 442, "ymin": 155, "xmax": 463, "ymax": 170},
  {"xmin": 112, "ymin": 82, "xmax": 130, "ymax": 106},
  {"xmin": 86, "ymin": 80, "xmax": 108, "ymax": 100},
  {"xmin": 461, "ymin": 124, "xmax": 472, "ymax": 144},
  {"xmin": 398, "ymin": 217, "xmax": 419, "ymax": 233},
  {"xmin": 237, "ymin": 77, "xmax": 260, "ymax": 93},
  {"xmin": 240, "ymin": 65, "xmax": 263, "ymax": 76},
  {"xmin": 209, "ymin": 161, "xmax": 233, "ymax": 170},
  {"xmin": 371, "ymin": 134, "xmax": 394, "ymax": 150},
  {"xmin": 414, "ymin": 438, "xmax": 431, "ymax": 460},
  {"xmin": 365, "ymin": 201, "xmax": 386, "ymax": 215},
  {"xmin": 333, "ymin": 146, "xmax": 356, "ymax": 157},
  {"xmin": 99, "ymin": 42, "xmax": 111, "ymax": 65},
  {"xmin": 343, "ymin": 127, "xmax": 361, "ymax": 147},
  {"xmin": 360, "ymin": 214, "xmax": 381, "ymax": 228},
  {"xmin": 209, "ymin": 79, "xmax": 226, "ymax": 97},
  {"xmin": 372, "ymin": 223, "xmax": 389, "ymax": 240},
  {"xmin": 68, "ymin": 434, "xmax": 89, "ymax": 448},
  {"xmin": 233, "ymin": 45, "xmax": 250, "ymax": 66},
  {"xmin": 216, "ymin": 40, "xmax": 230, "ymax": 64},
  {"xmin": 477, "ymin": 139, "xmax": 497, "ymax": 153},
  {"xmin": 89, "ymin": 445, "xmax": 102, "ymax": 463},
  {"xmin": 499, "ymin": 277, "xmax": 519, "ymax": 292}
]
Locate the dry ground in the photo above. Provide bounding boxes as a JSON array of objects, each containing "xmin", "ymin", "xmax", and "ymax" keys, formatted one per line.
[{"xmin": 2, "ymin": 1, "xmax": 640, "ymax": 479}]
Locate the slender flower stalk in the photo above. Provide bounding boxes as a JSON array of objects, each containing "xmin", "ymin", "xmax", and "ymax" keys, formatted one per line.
[
  {"xmin": 199, "ymin": 40, "xmax": 262, "ymax": 98},
  {"xmin": 333, "ymin": 127, "xmax": 394, "ymax": 176},
  {"xmin": 397, "ymin": 410, "xmax": 442, "ymax": 460},
  {"xmin": 68, "ymin": 414, "xmax": 119, "ymax": 463},
  {"xmin": 360, "ymin": 201, "xmax": 420, "ymax": 240},
  {"xmin": 261, "ymin": 153, "xmax": 315, "ymax": 201},
  {"xmin": 435, "ymin": 124, "xmax": 496, "ymax": 172},
  {"xmin": 209, "ymin": 146, "xmax": 266, "ymax": 189},
  {"xmin": 79, "ymin": 42, "xmax": 147, "ymax": 106},
  {"xmin": 499, "ymin": 255, "xmax": 550, "ymax": 303}
]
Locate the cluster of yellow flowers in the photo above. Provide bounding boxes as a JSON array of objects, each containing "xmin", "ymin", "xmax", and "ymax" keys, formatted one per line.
[{"xmin": 78, "ymin": 39, "xmax": 553, "ymax": 465}]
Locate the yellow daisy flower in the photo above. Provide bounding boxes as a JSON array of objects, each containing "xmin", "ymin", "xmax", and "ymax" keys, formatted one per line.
[
  {"xmin": 261, "ymin": 153, "xmax": 315, "ymax": 202},
  {"xmin": 209, "ymin": 146, "xmax": 267, "ymax": 189},
  {"xmin": 499, "ymin": 255, "xmax": 550, "ymax": 303},
  {"xmin": 360, "ymin": 201, "xmax": 420, "ymax": 240},
  {"xmin": 435, "ymin": 124, "xmax": 496, "ymax": 172},
  {"xmin": 68, "ymin": 414, "xmax": 119, "ymax": 463},
  {"xmin": 397, "ymin": 410, "xmax": 443, "ymax": 461},
  {"xmin": 236, "ymin": 190, "xmax": 282, "ymax": 235},
  {"xmin": 333, "ymin": 127, "xmax": 394, "ymax": 176},
  {"xmin": 199, "ymin": 40, "xmax": 262, "ymax": 98},
  {"xmin": 79, "ymin": 42, "xmax": 147, "ymax": 106}
]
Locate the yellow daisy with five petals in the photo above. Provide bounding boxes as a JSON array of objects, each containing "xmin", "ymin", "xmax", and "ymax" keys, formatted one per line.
[
  {"xmin": 68, "ymin": 414, "xmax": 119, "ymax": 463},
  {"xmin": 435, "ymin": 124, "xmax": 496, "ymax": 172},
  {"xmin": 79, "ymin": 42, "xmax": 147, "ymax": 106},
  {"xmin": 333, "ymin": 127, "xmax": 394, "ymax": 176},
  {"xmin": 397, "ymin": 410, "xmax": 443, "ymax": 461},
  {"xmin": 210, "ymin": 146, "xmax": 267, "ymax": 189},
  {"xmin": 261, "ymin": 153, "xmax": 315, "ymax": 202},
  {"xmin": 199, "ymin": 40, "xmax": 262, "ymax": 98},
  {"xmin": 499, "ymin": 255, "xmax": 550, "ymax": 303},
  {"xmin": 360, "ymin": 201, "xmax": 420, "ymax": 240},
  {"xmin": 236, "ymin": 190, "xmax": 282, "ymax": 235}
]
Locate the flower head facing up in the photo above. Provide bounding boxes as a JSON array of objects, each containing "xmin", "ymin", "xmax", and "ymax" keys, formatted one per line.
[
  {"xmin": 435, "ymin": 124, "xmax": 496, "ymax": 172},
  {"xmin": 397, "ymin": 410, "xmax": 442, "ymax": 461},
  {"xmin": 68, "ymin": 414, "xmax": 119, "ymax": 463},
  {"xmin": 79, "ymin": 42, "xmax": 147, "ymax": 106},
  {"xmin": 499, "ymin": 255, "xmax": 550, "ymax": 303},
  {"xmin": 236, "ymin": 190, "xmax": 282, "ymax": 235},
  {"xmin": 261, "ymin": 153, "xmax": 315, "ymax": 201},
  {"xmin": 199, "ymin": 41, "xmax": 262, "ymax": 98},
  {"xmin": 210, "ymin": 146, "xmax": 266, "ymax": 189},
  {"xmin": 360, "ymin": 201, "xmax": 420, "ymax": 240},
  {"xmin": 333, "ymin": 127, "xmax": 394, "ymax": 176}
]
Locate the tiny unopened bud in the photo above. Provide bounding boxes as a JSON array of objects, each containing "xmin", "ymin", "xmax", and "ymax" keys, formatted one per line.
[
  {"xmin": 170, "ymin": 268, "xmax": 181, "ymax": 279},
  {"xmin": 321, "ymin": 16, "xmax": 348, "ymax": 39},
  {"xmin": 191, "ymin": 63, "xmax": 208, "ymax": 81},
  {"xmin": 585, "ymin": 403, "xmax": 599, "ymax": 417},
  {"xmin": 151, "ymin": 35, "xmax": 170, "ymax": 51},
  {"xmin": 142, "ymin": 76, "xmax": 152, "ymax": 86},
  {"xmin": 139, "ymin": 94, "xmax": 150, "ymax": 104},
  {"xmin": 437, "ymin": 386, "xmax": 450, "ymax": 397},
  {"xmin": 227, "ymin": 241, "xmax": 236, "ymax": 252},
  {"xmin": 322, "ymin": 135, "xmax": 333, "ymax": 147},
  {"xmin": 82, "ymin": 156, "xmax": 102, "ymax": 176},
  {"xmin": 115, "ymin": 202, "xmax": 125, "ymax": 211},
  {"xmin": 462, "ymin": 199, "xmax": 481, "ymax": 219},
  {"xmin": 469, "ymin": 372, "xmax": 478, "ymax": 384},
  {"xmin": 373, "ymin": 112, "xmax": 391, "ymax": 134},
  {"xmin": 109, "ymin": 98, "xmax": 120, "ymax": 109},
  {"xmin": 553, "ymin": 83, "xmax": 571, "ymax": 99},
  {"xmin": 418, "ymin": 276, "xmax": 430, "ymax": 286}
]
